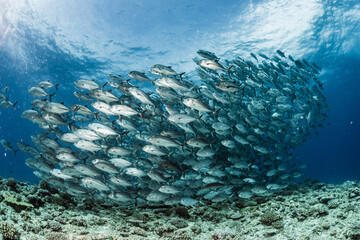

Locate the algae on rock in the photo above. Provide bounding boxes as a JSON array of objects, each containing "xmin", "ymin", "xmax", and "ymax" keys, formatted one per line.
[{"xmin": 2, "ymin": 193, "xmax": 34, "ymax": 213}]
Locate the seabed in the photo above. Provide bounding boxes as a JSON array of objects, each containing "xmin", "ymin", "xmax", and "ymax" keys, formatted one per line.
[{"xmin": 0, "ymin": 177, "xmax": 359, "ymax": 240}]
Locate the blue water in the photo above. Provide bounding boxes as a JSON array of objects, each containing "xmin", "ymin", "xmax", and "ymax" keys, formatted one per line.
[{"xmin": 0, "ymin": 0, "xmax": 359, "ymax": 184}]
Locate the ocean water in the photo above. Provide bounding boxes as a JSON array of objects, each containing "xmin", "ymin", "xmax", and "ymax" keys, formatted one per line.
[{"xmin": 0, "ymin": 0, "xmax": 359, "ymax": 185}]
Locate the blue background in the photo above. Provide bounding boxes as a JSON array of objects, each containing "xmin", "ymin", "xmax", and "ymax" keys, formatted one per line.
[{"xmin": 0, "ymin": 0, "xmax": 359, "ymax": 183}]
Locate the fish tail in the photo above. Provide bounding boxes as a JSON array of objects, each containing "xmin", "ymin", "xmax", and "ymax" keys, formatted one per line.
[
  {"xmin": 178, "ymin": 72, "xmax": 186, "ymax": 80},
  {"xmin": 226, "ymin": 65, "xmax": 234, "ymax": 74},
  {"xmin": 13, "ymin": 101, "xmax": 18, "ymax": 110},
  {"xmin": 49, "ymin": 93, "xmax": 56, "ymax": 102}
]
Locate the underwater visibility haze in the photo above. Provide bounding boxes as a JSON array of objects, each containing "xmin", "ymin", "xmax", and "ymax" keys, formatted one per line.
[{"xmin": 0, "ymin": 0, "xmax": 360, "ymax": 239}]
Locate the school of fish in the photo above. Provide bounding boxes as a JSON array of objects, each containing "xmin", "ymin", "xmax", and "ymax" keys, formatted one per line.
[{"xmin": 2, "ymin": 50, "xmax": 328, "ymax": 206}]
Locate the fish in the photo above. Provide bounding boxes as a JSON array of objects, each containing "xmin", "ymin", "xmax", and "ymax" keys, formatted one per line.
[
  {"xmin": 28, "ymin": 87, "xmax": 49, "ymax": 98},
  {"xmin": 116, "ymin": 118, "xmax": 138, "ymax": 132},
  {"xmin": 276, "ymin": 50, "xmax": 286, "ymax": 58},
  {"xmin": 81, "ymin": 177, "xmax": 110, "ymax": 191},
  {"xmin": 74, "ymin": 91, "xmax": 93, "ymax": 102},
  {"xmin": 38, "ymin": 81, "xmax": 59, "ymax": 90},
  {"xmin": 198, "ymin": 59, "xmax": 226, "ymax": 71},
  {"xmin": 109, "ymin": 176, "xmax": 132, "ymax": 187},
  {"xmin": 128, "ymin": 87, "xmax": 154, "ymax": 105},
  {"xmin": 15, "ymin": 49, "xmax": 327, "ymax": 206},
  {"xmin": 148, "ymin": 135, "xmax": 181, "ymax": 148},
  {"xmin": 17, "ymin": 142, "xmax": 38, "ymax": 156},
  {"xmin": 146, "ymin": 191, "xmax": 169, "ymax": 202},
  {"xmin": 74, "ymin": 164, "xmax": 101, "ymax": 177},
  {"xmin": 74, "ymin": 140, "xmax": 102, "ymax": 153},
  {"xmin": 125, "ymin": 167, "xmax": 146, "ymax": 178},
  {"xmin": 215, "ymin": 81, "xmax": 241, "ymax": 93},
  {"xmin": 183, "ymin": 98, "xmax": 212, "ymax": 112},
  {"xmin": 110, "ymin": 104, "xmax": 138, "ymax": 117},
  {"xmin": 108, "ymin": 192, "xmax": 133, "ymax": 202},
  {"xmin": 155, "ymin": 77, "xmax": 190, "ymax": 91},
  {"xmin": 150, "ymin": 64, "xmax": 184, "ymax": 77},
  {"xmin": 147, "ymin": 169, "xmax": 167, "ymax": 183},
  {"xmin": 88, "ymin": 123, "xmax": 118, "ymax": 137},
  {"xmin": 0, "ymin": 100, "xmax": 17, "ymax": 110},
  {"xmin": 109, "ymin": 158, "xmax": 132, "ymax": 168},
  {"xmin": 74, "ymin": 79, "xmax": 100, "ymax": 90},
  {"xmin": 1, "ymin": 139, "xmax": 18, "ymax": 155},
  {"xmin": 107, "ymin": 146, "xmax": 132, "ymax": 156},
  {"xmin": 142, "ymin": 145, "xmax": 167, "ymax": 156},
  {"xmin": 43, "ymin": 102, "xmax": 69, "ymax": 114},
  {"xmin": 50, "ymin": 169, "xmax": 74, "ymax": 180},
  {"xmin": 90, "ymin": 89, "xmax": 119, "ymax": 103},
  {"xmin": 197, "ymin": 50, "xmax": 219, "ymax": 60},
  {"xmin": 56, "ymin": 152, "xmax": 81, "ymax": 163},
  {"xmin": 73, "ymin": 129, "xmax": 101, "ymax": 141},
  {"xmin": 238, "ymin": 191, "xmax": 254, "ymax": 199},
  {"xmin": 128, "ymin": 71, "xmax": 151, "ymax": 82},
  {"xmin": 180, "ymin": 197, "xmax": 199, "ymax": 207},
  {"xmin": 92, "ymin": 159, "xmax": 119, "ymax": 174},
  {"xmin": 60, "ymin": 133, "xmax": 81, "ymax": 143}
]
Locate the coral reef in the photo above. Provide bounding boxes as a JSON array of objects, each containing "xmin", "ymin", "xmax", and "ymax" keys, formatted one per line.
[
  {"xmin": 0, "ymin": 177, "xmax": 360, "ymax": 239},
  {"xmin": 2, "ymin": 193, "xmax": 34, "ymax": 213},
  {"xmin": 0, "ymin": 221, "xmax": 20, "ymax": 240}
]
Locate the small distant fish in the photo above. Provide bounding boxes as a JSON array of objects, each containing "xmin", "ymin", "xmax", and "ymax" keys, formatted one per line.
[
  {"xmin": 0, "ymin": 139, "xmax": 18, "ymax": 155},
  {"xmin": 250, "ymin": 53, "xmax": 258, "ymax": 61},
  {"xmin": 276, "ymin": 50, "xmax": 286, "ymax": 58},
  {"xmin": 0, "ymin": 100, "xmax": 17, "ymax": 110}
]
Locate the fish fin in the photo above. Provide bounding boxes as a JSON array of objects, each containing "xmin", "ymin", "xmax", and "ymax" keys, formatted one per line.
[
  {"xmin": 54, "ymin": 83, "xmax": 59, "ymax": 91},
  {"xmin": 213, "ymin": 108, "xmax": 220, "ymax": 118},
  {"xmin": 139, "ymin": 110, "xmax": 147, "ymax": 119},
  {"xmin": 49, "ymin": 93, "xmax": 56, "ymax": 102},
  {"xmin": 13, "ymin": 101, "xmax": 18, "ymax": 110},
  {"xmin": 226, "ymin": 65, "xmax": 234, "ymax": 74},
  {"xmin": 178, "ymin": 72, "xmax": 186, "ymax": 80}
]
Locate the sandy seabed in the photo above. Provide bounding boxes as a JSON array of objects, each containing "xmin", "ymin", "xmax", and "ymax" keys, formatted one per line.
[{"xmin": 0, "ymin": 177, "xmax": 359, "ymax": 240}]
